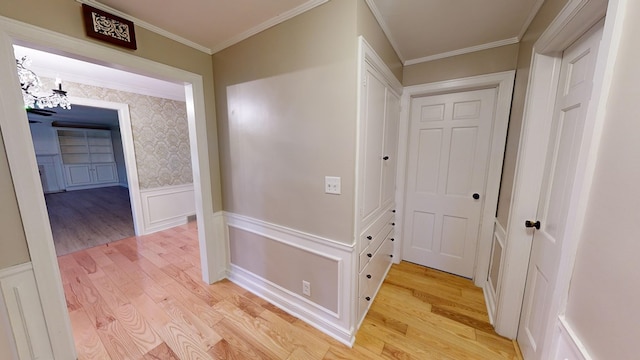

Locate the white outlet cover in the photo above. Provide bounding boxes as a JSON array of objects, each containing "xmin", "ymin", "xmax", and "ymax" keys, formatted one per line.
[{"xmin": 325, "ymin": 176, "xmax": 341, "ymax": 195}]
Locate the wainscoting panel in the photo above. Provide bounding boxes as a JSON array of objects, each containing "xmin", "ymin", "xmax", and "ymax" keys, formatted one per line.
[
  {"xmin": 0, "ymin": 262, "xmax": 53, "ymax": 359},
  {"xmin": 224, "ymin": 212, "xmax": 356, "ymax": 346},
  {"xmin": 140, "ymin": 183, "xmax": 195, "ymax": 234},
  {"xmin": 484, "ymin": 219, "xmax": 506, "ymax": 324}
]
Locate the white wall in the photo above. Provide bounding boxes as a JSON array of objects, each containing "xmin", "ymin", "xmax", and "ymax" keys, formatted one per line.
[{"xmin": 563, "ymin": 2, "xmax": 640, "ymax": 358}]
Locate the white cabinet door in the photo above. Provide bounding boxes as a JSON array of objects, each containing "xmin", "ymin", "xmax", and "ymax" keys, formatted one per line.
[
  {"xmin": 93, "ymin": 163, "xmax": 118, "ymax": 183},
  {"xmin": 360, "ymin": 64, "xmax": 387, "ymax": 224},
  {"xmin": 63, "ymin": 164, "xmax": 92, "ymax": 186},
  {"xmin": 381, "ymin": 90, "xmax": 400, "ymax": 209},
  {"xmin": 402, "ymin": 88, "xmax": 496, "ymax": 278}
]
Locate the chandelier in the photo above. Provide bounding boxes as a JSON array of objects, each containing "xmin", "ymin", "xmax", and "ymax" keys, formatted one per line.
[{"xmin": 16, "ymin": 56, "xmax": 71, "ymax": 110}]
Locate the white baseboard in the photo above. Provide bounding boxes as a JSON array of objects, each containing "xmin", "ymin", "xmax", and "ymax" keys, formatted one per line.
[
  {"xmin": 224, "ymin": 212, "xmax": 356, "ymax": 346},
  {"xmin": 0, "ymin": 262, "xmax": 54, "ymax": 359},
  {"xmin": 553, "ymin": 316, "xmax": 592, "ymax": 360},
  {"xmin": 140, "ymin": 183, "xmax": 195, "ymax": 234}
]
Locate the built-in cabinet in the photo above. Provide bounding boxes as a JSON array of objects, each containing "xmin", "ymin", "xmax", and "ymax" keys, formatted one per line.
[
  {"xmin": 354, "ymin": 40, "xmax": 401, "ymax": 326},
  {"xmin": 57, "ymin": 129, "xmax": 118, "ymax": 189}
]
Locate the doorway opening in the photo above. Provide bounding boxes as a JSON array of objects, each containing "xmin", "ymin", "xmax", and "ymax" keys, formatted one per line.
[
  {"xmin": 15, "ymin": 43, "xmax": 199, "ymax": 257},
  {"xmin": 27, "ymin": 102, "xmax": 137, "ymax": 256},
  {"xmin": 0, "ymin": 18, "xmax": 220, "ymax": 355}
]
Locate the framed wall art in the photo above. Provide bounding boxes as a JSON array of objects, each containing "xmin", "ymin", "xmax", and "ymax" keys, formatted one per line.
[{"xmin": 82, "ymin": 4, "xmax": 137, "ymax": 50}]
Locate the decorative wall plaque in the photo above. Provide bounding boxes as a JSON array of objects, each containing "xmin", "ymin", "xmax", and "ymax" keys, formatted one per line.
[{"xmin": 82, "ymin": 4, "xmax": 137, "ymax": 50}]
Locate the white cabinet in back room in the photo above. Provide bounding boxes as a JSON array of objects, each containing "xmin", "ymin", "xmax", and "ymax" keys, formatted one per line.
[{"xmin": 57, "ymin": 128, "xmax": 118, "ymax": 190}]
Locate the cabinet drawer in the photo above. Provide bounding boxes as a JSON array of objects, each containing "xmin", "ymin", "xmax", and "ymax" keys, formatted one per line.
[
  {"xmin": 358, "ymin": 237, "xmax": 394, "ymax": 323},
  {"xmin": 359, "ymin": 210, "xmax": 395, "ymax": 254},
  {"xmin": 359, "ymin": 225, "xmax": 393, "ymax": 272},
  {"xmin": 370, "ymin": 226, "xmax": 393, "ymax": 257},
  {"xmin": 359, "ymin": 268, "xmax": 372, "ymax": 297}
]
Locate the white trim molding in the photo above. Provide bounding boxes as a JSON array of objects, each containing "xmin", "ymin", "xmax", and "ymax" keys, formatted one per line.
[
  {"xmin": 224, "ymin": 212, "xmax": 356, "ymax": 346},
  {"xmin": 358, "ymin": 36, "xmax": 403, "ymax": 95},
  {"xmin": 140, "ymin": 183, "xmax": 196, "ymax": 234},
  {"xmin": 363, "ymin": 0, "xmax": 406, "ymax": 64},
  {"xmin": 209, "ymin": 0, "xmax": 329, "ymax": 54},
  {"xmin": 77, "ymin": 0, "xmax": 329, "ymax": 56},
  {"xmin": 76, "ymin": 0, "xmax": 211, "ymax": 54},
  {"xmin": 552, "ymin": 316, "xmax": 592, "ymax": 360},
  {"xmin": 67, "ymin": 96, "xmax": 146, "ymax": 236},
  {"xmin": 396, "ymin": 71, "xmax": 515, "ymax": 286},
  {"xmin": 0, "ymin": 263, "xmax": 54, "ymax": 359},
  {"xmin": 404, "ymin": 37, "xmax": 519, "ymax": 66}
]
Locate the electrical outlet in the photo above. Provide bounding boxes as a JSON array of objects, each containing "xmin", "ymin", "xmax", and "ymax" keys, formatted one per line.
[
  {"xmin": 325, "ymin": 176, "xmax": 341, "ymax": 195},
  {"xmin": 302, "ymin": 280, "xmax": 311, "ymax": 296}
]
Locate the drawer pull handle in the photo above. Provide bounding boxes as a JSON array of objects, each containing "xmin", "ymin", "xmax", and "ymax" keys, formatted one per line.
[
  {"xmin": 367, "ymin": 253, "xmax": 372, "ymax": 258},
  {"xmin": 366, "ymin": 235, "xmax": 372, "ymax": 240},
  {"xmin": 365, "ymin": 296, "xmax": 371, "ymax": 301},
  {"xmin": 390, "ymin": 254, "xmax": 394, "ymax": 258},
  {"xmin": 366, "ymin": 274, "xmax": 372, "ymax": 279},
  {"xmin": 391, "ymin": 222, "xmax": 395, "ymax": 226},
  {"xmin": 383, "ymin": 156, "xmax": 389, "ymax": 160},
  {"xmin": 390, "ymin": 238, "xmax": 395, "ymax": 242},
  {"xmin": 392, "ymin": 209, "xmax": 396, "ymax": 213}
]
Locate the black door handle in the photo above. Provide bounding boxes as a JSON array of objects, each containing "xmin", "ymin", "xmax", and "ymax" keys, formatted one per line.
[
  {"xmin": 525, "ymin": 220, "xmax": 541, "ymax": 230},
  {"xmin": 473, "ymin": 193, "xmax": 480, "ymax": 200}
]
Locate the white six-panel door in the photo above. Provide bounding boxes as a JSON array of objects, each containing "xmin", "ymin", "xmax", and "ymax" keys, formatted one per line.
[
  {"xmin": 517, "ymin": 22, "xmax": 603, "ymax": 359},
  {"xmin": 402, "ymin": 88, "xmax": 496, "ymax": 278}
]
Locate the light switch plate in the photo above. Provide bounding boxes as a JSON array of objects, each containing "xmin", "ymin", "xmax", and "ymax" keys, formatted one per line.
[{"xmin": 325, "ymin": 176, "xmax": 341, "ymax": 195}]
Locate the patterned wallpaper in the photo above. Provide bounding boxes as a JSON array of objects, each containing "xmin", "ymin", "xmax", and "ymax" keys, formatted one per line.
[{"xmin": 42, "ymin": 78, "xmax": 192, "ymax": 189}]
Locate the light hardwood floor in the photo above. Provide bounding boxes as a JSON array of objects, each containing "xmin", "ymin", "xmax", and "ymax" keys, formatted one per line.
[
  {"xmin": 57, "ymin": 222, "xmax": 522, "ymax": 359},
  {"xmin": 46, "ymin": 186, "xmax": 135, "ymax": 255}
]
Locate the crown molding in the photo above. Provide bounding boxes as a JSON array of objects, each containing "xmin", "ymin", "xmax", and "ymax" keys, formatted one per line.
[
  {"xmin": 404, "ymin": 37, "xmax": 520, "ymax": 66},
  {"xmin": 518, "ymin": 0, "xmax": 546, "ymax": 40},
  {"xmin": 363, "ymin": 0, "xmax": 405, "ymax": 63},
  {"xmin": 209, "ymin": 0, "xmax": 329, "ymax": 54},
  {"xmin": 76, "ymin": 0, "xmax": 212, "ymax": 54}
]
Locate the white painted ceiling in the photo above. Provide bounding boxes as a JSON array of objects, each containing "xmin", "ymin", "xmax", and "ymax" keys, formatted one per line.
[{"xmin": 86, "ymin": 0, "xmax": 542, "ymax": 64}]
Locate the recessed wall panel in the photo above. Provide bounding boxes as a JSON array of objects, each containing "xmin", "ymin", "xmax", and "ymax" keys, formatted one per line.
[
  {"xmin": 440, "ymin": 215, "xmax": 467, "ymax": 258},
  {"xmin": 445, "ymin": 127, "xmax": 478, "ymax": 195},
  {"xmin": 415, "ymin": 129, "xmax": 442, "ymax": 194},
  {"xmin": 452, "ymin": 100, "xmax": 481, "ymax": 120},
  {"xmin": 410, "ymin": 211, "xmax": 436, "ymax": 251},
  {"xmin": 489, "ymin": 236, "xmax": 503, "ymax": 291},
  {"xmin": 420, "ymin": 104, "xmax": 445, "ymax": 122},
  {"xmin": 524, "ymin": 266, "xmax": 549, "ymax": 351}
]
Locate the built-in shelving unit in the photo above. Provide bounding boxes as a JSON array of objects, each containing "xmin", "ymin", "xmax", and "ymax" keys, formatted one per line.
[{"xmin": 57, "ymin": 129, "xmax": 118, "ymax": 189}]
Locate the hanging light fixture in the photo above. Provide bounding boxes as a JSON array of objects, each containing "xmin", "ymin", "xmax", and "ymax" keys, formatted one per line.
[{"xmin": 16, "ymin": 56, "xmax": 71, "ymax": 110}]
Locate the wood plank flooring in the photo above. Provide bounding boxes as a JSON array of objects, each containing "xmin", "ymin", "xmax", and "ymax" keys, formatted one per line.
[
  {"xmin": 58, "ymin": 222, "xmax": 522, "ymax": 359},
  {"xmin": 46, "ymin": 186, "xmax": 135, "ymax": 255}
]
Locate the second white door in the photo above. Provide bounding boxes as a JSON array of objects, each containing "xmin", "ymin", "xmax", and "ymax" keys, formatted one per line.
[
  {"xmin": 402, "ymin": 88, "xmax": 496, "ymax": 278},
  {"xmin": 517, "ymin": 21, "xmax": 603, "ymax": 359}
]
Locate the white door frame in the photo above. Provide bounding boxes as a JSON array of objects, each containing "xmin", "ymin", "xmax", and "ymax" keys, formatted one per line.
[
  {"xmin": 0, "ymin": 16, "xmax": 226, "ymax": 359},
  {"xmin": 495, "ymin": 0, "xmax": 626, "ymax": 350},
  {"xmin": 67, "ymin": 97, "xmax": 145, "ymax": 236},
  {"xmin": 395, "ymin": 71, "xmax": 515, "ymax": 286}
]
